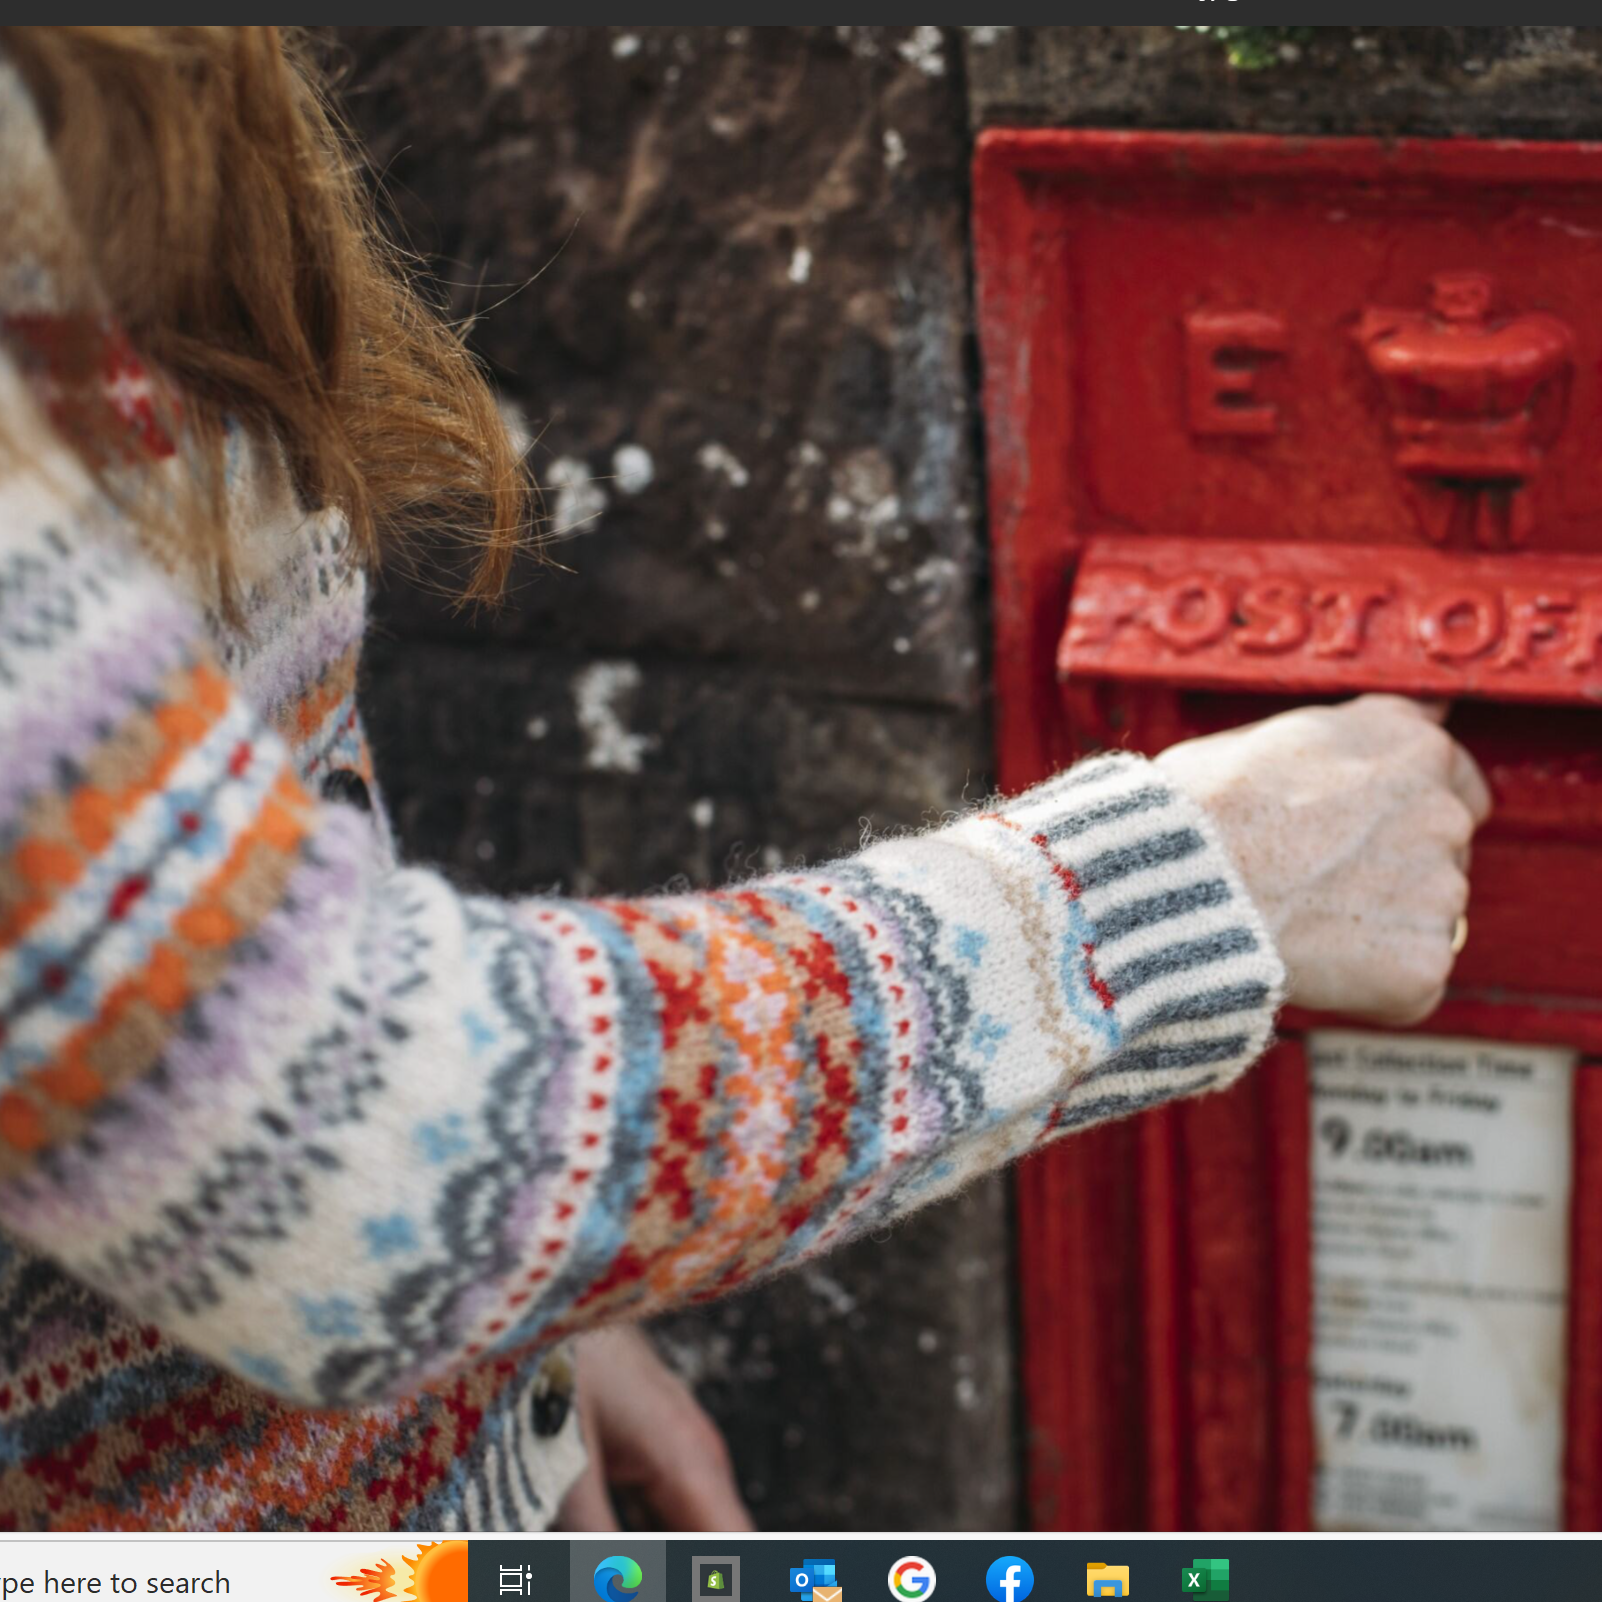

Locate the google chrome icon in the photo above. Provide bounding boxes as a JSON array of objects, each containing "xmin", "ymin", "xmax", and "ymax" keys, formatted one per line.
[
  {"xmin": 888, "ymin": 1557, "xmax": 937, "ymax": 1601},
  {"xmin": 595, "ymin": 1557, "xmax": 644, "ymax": 1602}
]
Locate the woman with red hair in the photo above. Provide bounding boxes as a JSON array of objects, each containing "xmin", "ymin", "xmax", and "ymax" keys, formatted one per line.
[{"xmin": 0, "ymin": 27, "xmax": 1482, "ymax": 1530}]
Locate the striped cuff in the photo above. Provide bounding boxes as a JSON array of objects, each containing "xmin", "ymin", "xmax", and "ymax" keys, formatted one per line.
[{"xmin": 991, "ymin": 752, "xmax": 1286, "ymax": 1119}]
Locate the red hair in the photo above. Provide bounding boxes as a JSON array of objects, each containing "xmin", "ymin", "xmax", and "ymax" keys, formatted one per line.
[{"xmin": 2, "ymin": 25, "xmax": 530, "ymax": 602}]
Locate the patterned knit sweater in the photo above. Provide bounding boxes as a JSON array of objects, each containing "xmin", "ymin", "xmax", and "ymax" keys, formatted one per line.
[{"xmin": 0, "ymin": 62, "xmax": 1285, "ymax": 1530}]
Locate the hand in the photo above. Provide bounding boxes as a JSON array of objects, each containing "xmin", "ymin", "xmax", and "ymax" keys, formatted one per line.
[
  {"xmin": 1153, "ymin": 695, "xmax": 1491, "ymax": 1025},
  {"xmin": 553, "ymin": 1326, "xmax": 754, "ymax": 1531}
]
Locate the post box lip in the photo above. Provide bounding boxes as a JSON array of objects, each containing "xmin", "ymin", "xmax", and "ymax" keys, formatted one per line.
[
  {"xmin": 975, "ymin": 125, "xmax": 1602, "ymax": 188},
  {"xmin": 1056, "ymin": 533, "xmax": 1602, "ymax": 708}
]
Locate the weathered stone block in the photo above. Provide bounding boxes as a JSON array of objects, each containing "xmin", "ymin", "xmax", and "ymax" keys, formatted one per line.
[
  {"xmin": 336, "ymin": 25, "xmax": 983, "ymax": 708},
  {"xmin": 963, "ymin": 25, "xmax": 1602, "ymax": 139}
]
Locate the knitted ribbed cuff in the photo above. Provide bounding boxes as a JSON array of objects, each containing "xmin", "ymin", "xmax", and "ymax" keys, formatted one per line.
[{"xmin": 985, "ymin": 751, "xmax": 1287, "ymax": 1114}]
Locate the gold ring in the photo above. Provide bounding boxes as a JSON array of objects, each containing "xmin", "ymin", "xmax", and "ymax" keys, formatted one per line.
[{"xmin": 1451, "ymin": 914, "xmax": 1469, "ymax": 956}]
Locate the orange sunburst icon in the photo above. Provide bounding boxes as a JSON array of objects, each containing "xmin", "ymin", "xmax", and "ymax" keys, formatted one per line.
[{"xmin": 332, "ymin": 1542, "xmax": 469, "ymax": 1602}]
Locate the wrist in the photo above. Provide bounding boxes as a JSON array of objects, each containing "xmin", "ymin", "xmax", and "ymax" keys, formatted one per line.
[
  {"xmin": 1153, "ymin": 743, "xmax": 1294, "ymax": 953},
  {"xmin": 1152, "ymin": 747, "xmax": 1249, "ymax": 884}
]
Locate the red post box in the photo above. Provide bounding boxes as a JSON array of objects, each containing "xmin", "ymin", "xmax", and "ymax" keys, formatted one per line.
[{"xmin": 974, "ymin": 129, "xmax": 1602, "ymax": 1532}]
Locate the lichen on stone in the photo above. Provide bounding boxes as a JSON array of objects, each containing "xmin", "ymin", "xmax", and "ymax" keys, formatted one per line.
[{"xmin": 1175, "ymin": 25, "xmax": 1315, "ymax": 71}]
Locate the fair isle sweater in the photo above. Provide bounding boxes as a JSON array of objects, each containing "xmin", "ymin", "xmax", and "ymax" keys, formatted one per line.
[{"xmin": 0, "ymin": 64, "xmax": 1285, "ymax": 1530}]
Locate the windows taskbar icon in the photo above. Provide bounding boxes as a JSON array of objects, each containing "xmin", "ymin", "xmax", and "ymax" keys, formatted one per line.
[
  {"xmin": 1182, "ymin": 1560, "xmax": 1228, "ymax": 1600},
  {"xmin": 985, "ymin": 1558, "xmax": 1033, "ymax": 1602},
  {"xmin": 694, "ymin": 1557, "xmax": 740, "ymax": 1602},
  {"xmin": 595, "ymin": 1557, "xmax": 644, "ymax": 1602},
  {"xmin": 792, "ymin": 1559, "xmax": 839, "ymax": 1602},
  {"xmin": 888, "ymin": 1557, "xmax": 936, "ymax": 1601}
]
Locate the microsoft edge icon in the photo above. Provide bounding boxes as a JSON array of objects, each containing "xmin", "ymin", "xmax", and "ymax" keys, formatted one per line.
[
  {"xmin": 986, "ymin": 1559, "xmax": 1034, "ymax": 1602},
  {"xmin": 595, "ymin": 1557, "xmax": 644, "ymax": 1602}
]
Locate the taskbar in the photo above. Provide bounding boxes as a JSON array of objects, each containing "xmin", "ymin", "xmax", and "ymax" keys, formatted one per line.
[
  {"xmin": 463, "ymin": 1534, "xmax": 1595, "ymax": 1602},
  {"xmin": 0, "ymin": 1531, "xmax": 1591, "ymax": 1601}
]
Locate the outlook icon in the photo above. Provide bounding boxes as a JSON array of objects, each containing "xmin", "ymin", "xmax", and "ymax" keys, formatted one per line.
[{"xmin": 985, "ymin": 1559, "xmax": 1034, "ymax": 1602}]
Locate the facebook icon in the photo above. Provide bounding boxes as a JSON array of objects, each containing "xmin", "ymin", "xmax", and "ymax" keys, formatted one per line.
[{"xmin": 985, "ymin": 1559, "xmax": 1034, "ymax": 1602}]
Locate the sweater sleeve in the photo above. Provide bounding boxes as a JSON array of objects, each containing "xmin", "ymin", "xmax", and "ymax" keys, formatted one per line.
[{"xmin": 0, "ymin": 447, "xmax": 1285, "ymax": 1409}]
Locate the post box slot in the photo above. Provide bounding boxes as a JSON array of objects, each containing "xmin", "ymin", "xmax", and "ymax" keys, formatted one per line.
[{"xmin": 1059, "ymin": 534, "xmax": 1602, "ymax": 847}]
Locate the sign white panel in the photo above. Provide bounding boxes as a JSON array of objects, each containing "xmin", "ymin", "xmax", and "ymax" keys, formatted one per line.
[{"xmin": 1309, "ymin": 1030, "xmax": 1575, "ymax": 1531}]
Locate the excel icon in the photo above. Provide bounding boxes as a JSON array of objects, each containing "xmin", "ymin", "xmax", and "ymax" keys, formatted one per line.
[{"xmin": 1181, "ymin": 1560, "xmax": 1227, "ymax": 1600}]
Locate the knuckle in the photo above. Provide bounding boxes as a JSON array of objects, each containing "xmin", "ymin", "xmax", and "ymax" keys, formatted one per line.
[
  {"xmin": 1404, "ymin": 793, "xmax": 1473, "ymax": 852},
  {"xmin": 1409, "ymin": 721, "xmax": 1454, "ymax": 771},
  {"xmin": 1416, "ymin": 863, "xmax": 1468, "ymax": 912},
  {"xmin": 1388, "ymin": 983, "xmax": 1447, "ymax": 1027},
  {"xmin": 1386, "ymin": 945, "xmax": 1451, "ymax": 1012},
  {"xmin": 1355, "ymin": 692, "xmax": 1410, "ymax": 716},
  {"xmin": 1432, "ymin": 795, "xmax": 1476, "ymax": 850},
  {"xmin": 1393, "ymin": 946, "xmax": 1452, "ymax": 1009},
  {"xmin": 1342, "ymin": 694, "xmax": 1404, "ymax": 734}
]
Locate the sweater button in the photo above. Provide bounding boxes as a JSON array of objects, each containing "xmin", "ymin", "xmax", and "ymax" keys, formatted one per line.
[
  {"xmin": 320, "ymin": 769, "xmax": 373, "ymax": 812},
  {"xmin": 530, "ymin": 1350, "xmax": 575, "ymax": 1438}
]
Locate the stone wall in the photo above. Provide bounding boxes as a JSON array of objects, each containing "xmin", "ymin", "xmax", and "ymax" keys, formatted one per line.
[
  {"xmin": 331, "ymin": 25, "xmax": 1014, "ymax": 1531},
  {"xmin": 964, "ymin": 25, "xmax": 1602, "ymax": 138}
]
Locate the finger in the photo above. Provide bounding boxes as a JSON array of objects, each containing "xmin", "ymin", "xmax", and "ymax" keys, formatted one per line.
[
  {"xmin": 578, "ymin": 1325, "xmax": 755, "ymax": 1532},
  {"xmin": 1410, "ymin": 866, "xmax": 1469, "ymax": 922},
  {"xmin": 1415, "ymin": 792, "xmax": 1476, "ymax": 853},
  {"xmin": 1374, "ymin": 982, "xmax": 1448, "ymax": 1029},
  {"xmin": 1408, "ymin": 697, "xmax": 1450, "ymax": 724},
  {"xmin": 641, "ymin": 1448, "xmax": 756, "ymax": 1533},
  {"xmin": 1350, "ymin": 693, "xmax": 1446, "ymax": 723},
  {"xmin": 1435, "ymin": 871, "xmax": 1467, "ymax": 922},
  {"xmin": 554, "ymin": 1456, "xmax": 622, "ymax": 1532},
  {"xmin": 555, "ymin": 1371, "xmax": 622, "ymax": 1532},
  {"xmin": 1446, "ymin": 739, "xmax": 1493, "ymax": 825}
]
